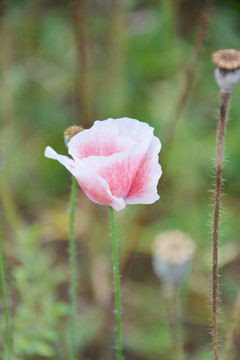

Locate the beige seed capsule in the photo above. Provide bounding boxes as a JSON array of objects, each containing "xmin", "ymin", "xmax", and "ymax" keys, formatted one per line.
[
  {"xmin": 212, "ymin": 49, "xmax": 240, "ymax": 92},
  {"xmin": 212, "ymin": 49, "xmax": 240, "ymax": 71},
  {"xmin": 152, "ymin": 230, "xmax": 196, "ymax": 284}
]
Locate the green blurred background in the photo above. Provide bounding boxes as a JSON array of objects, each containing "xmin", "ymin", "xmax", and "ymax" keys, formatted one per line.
[{"xmin": 1, "ymin": 0, "xmax": 240, "ymax": 359}]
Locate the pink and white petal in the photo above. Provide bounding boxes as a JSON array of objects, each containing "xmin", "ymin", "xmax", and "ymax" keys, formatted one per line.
[
  {"xmin": 125, "ymin": 136, "xmax": 162, "ymax": 204},
  {"xmin": 71, "ymin": 165, "xmax": 126, "ymax": 211},
  {"xmin": 79, "ymin": 133, "xmax": 153, "ymax": 199},
  {"xmin": 113, "ymin": 117, "xmax": 154, "ymax": 142},
  {"xmin": 44, "ymin": 146, "xmax": 76, "ymax": 172},
  {"xmin": 68, "ymin": 119, "xmax": 135, "ymax": 160}
]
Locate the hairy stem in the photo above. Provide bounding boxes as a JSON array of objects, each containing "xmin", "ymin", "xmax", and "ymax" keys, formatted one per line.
[
  {"xmin": 0, "ymin": 214, "xmax": 12, "ymax": 360},
  {"xmin": 109, "ymin": 206, "xmax": 122, "ymax": 360},
  {"xmin": 223, "ymin": 288, "xmax": 240, "ymax": 360},
  {"xmin": 69, "ymin": 176, "xmax": 78, "ymax": 360},
  {"xmin": 212, "ymin": 91, "xmax": 231, "ymax": 360}
]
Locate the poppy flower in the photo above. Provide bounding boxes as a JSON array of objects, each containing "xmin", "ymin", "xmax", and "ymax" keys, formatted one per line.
[{"xmin": 45, "ymin": 117, "xmax": 162, "ymax": 211}]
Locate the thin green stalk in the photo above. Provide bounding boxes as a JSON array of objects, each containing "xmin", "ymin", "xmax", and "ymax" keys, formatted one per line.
[
  {"xmin": 109, "ymin": 206, "xmax": 122, "ymax": 360},
  {"xmin": 165, "ymin": 284, "xmax": 183, "ymax": 360},
  {"xmin": 0, "ymin": 214, "xmax": 12, "ymax": 360},
  {"xmin": 69, "ymin": 176, "xmax": 78, "ymax": 360}
]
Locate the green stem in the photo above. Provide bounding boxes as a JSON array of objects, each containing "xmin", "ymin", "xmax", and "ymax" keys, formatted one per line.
[
  {"xmin": 109, "ymin": 206, "xmax": 122, "ymax": 360},
  {"xmin": 69, "ymin": 177, "xmax": 78, "ymax": 360},
  {"xmin": 165, "ymin": 284, "xmax": 183, "ymax": 360},
  {"xmin": 0, "ymin": 214, "xmax": 12, "ymax": 360}
]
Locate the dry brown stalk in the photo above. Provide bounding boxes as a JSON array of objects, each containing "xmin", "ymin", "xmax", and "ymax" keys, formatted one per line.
[{"xmin": 212, "ymin": 91, "xmax": 231, "ymax": 360}]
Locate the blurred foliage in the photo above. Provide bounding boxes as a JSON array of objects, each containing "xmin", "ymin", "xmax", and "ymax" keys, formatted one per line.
[
  {"xmin": 12, "ymin": 226, "xmax": 68, "ymax": 358},
  {"xmin": 1, "ymin": 0, "xmax": 240, "ymax": 359}
]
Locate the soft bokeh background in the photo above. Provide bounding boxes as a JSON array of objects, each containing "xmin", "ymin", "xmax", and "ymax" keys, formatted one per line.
[{"xmin": 1, "ymin": 0, "xmax": 240, "ymax": 359}]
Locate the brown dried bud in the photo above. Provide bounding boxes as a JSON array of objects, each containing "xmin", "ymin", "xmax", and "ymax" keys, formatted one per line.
[{"xmin": 64, "ymin": 125, "xmax": 84, "ymax": 147}]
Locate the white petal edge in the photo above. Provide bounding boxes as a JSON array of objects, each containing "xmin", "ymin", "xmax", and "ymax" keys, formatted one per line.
[
  {"xmin": 45, "ymin": 146, "xmax": 126, "ymax": 211},
  {"xmin": 113, "ymin": 117, "xmax": 154, "ymax": 141},
  {"xmin": 125, "ymin": 166, "xmax": 162, "ymax": 204},
  {"xmin": 44, "ymin": 146, "xmax": 75, "ymax": 172},
  {"xmin": 68, "ymin": 120, "xmax": 135, "ymax": 161},
  {"xmin": 68, "ymin": 117, "xmax": 154, "ymax": 161}
]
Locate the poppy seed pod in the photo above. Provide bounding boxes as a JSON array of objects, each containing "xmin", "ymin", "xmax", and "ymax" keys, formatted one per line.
[
  {"xmin": 212, "ymin": 49, "xmax": 240, "ymax": 92},
  {"xmin": 152, "ymin": 230, "xmax": 196, "ymax": 284}
]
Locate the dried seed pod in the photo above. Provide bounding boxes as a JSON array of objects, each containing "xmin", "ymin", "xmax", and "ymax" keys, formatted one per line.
[
  {"xmin": 152, "ymin": 230, "xmax": 196, "ymax": 284},
  {"xmin": 212, "ymin": 49, "xmax": 240, "ymax": 70},
  {"xmin": 212, "ymin": 49, "xmax": 240, "ymax": 92}
]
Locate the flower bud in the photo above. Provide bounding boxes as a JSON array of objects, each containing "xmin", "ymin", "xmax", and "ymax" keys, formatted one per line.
[
  {"xmin": 152, "ymin": 230, "xmax": 196, "ymax": 284},
  {"xmin": 64, "ymin": 125, "xmax": 84, "ymax": 148},
  {"xmin": 212, "ymin": 49, "xmax": 240, "ymax": 93}
]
